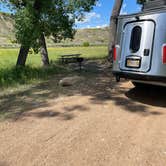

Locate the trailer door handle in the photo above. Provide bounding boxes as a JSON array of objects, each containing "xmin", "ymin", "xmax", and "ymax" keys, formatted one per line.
[{"xmin": 144, "ymin": 49, "xmax": 150, "ymax": 56}]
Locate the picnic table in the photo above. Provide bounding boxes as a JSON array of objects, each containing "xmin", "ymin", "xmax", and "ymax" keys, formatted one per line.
[{"xmin": 60, "ymin": 54, "xmax": 84, "ymax": 70}]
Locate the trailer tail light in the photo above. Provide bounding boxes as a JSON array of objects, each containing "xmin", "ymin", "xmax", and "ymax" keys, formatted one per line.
[
  {"xmin": 113, "ymin": 46, "xmax": 117, "ymax": 61},
  {"xmin": 162, "ymin": 44, "xmax": 166, "ymax": 64}
]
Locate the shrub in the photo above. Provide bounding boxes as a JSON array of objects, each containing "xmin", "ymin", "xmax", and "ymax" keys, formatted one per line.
[{"xmin": 83, "ymin": 42, "xmax": 90, "ymax": 47}]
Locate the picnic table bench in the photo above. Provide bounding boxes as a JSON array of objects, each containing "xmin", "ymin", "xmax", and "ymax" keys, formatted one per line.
[{"xmin": 60, "ymin": 54, "xmax": 84, "ymax": 70}]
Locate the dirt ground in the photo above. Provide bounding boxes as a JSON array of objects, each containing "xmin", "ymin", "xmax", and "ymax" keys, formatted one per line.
[{"xmin": 0, "ymin": 61, "xmax": 166, "ymax": 166}]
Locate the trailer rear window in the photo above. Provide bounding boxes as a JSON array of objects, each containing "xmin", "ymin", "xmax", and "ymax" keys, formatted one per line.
[{"xmin": 130, "ymin": 26, "xmax": 142, "ymax": 53}]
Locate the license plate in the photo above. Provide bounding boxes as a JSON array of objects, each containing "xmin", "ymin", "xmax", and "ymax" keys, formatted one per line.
[{"xmin": 126, "ymin": 59, "xmax": 140, "ymax": 68}]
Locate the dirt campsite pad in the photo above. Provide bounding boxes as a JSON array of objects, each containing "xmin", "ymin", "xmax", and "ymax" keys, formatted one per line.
[{"xmin": 0, "ymin": 61, "xmax": 166, "ymax": 166}]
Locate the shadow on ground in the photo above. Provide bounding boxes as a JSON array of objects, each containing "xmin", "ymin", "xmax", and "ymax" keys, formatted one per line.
[
  {"xmin": 126, "ymin": 86, "xmax": 166, "ymax": 108},
  {"xmin": 0, "ymin": 60, "xmax": 165, "ymax": 121}
]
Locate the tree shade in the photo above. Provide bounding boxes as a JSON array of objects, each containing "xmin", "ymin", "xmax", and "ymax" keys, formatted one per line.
[{"xmin": 1, "ymin": 0, "xmax": 98, "ymax": 66}]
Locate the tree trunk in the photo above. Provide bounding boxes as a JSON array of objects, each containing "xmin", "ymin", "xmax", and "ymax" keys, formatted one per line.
[
  {"xmin": 108, "ymin": 0, "xmax": 123, "ymax": 64},
  {"xmin": 16, "ymin": 45, "xmax": 30, "ymax": 66},
  {"xmin": 40, "ymin": 33, "xmax": 49, "ymax": 66}
]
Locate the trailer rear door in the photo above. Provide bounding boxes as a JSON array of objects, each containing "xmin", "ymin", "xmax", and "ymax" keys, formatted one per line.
[{"xmin": 120, "ymin": 20, "xmax": 155, "ymax": 73}]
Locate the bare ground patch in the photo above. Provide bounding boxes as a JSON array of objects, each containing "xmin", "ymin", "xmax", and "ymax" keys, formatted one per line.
[{"xmin": 0, "ymin": 61, "xmax": 166, "ymax": 166}]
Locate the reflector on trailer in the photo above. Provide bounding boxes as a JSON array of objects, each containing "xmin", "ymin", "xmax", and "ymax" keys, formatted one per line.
[
  {"xmin": 162, "ymin": 44, "xmax": 166, "ymax": 64},
  {"xmin": 113, "ymin": 46, "xmax": 117, "ymax": 61}
]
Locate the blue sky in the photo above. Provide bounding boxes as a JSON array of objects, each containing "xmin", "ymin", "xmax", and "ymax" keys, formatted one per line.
[
  {"xmin": 76, "ymin": 0, "xmax": 142, "ymax": 29},
  {"xmin": 0, "ymin": 0, "xmax": 142, "ymax": 29},
  {"xmin": 0, "ymin": 3, "xmax": 10, "ymax": 13}
]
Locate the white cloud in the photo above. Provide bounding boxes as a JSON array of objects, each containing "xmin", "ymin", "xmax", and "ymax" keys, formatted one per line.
[
  {"xmin": 122, "ymin": 3, "xmax": 127, "ymax": 9},
  {"xmin": 76, "ymin": 12, "xmax": 101, "ymax": 24},
  {"xmin": 137, "ymin": 6, "xmax": 142, "ymax": 11},
  {"xmin": 79, "ymin": 24, "xmax": 108, "ymax": 29},
  {"xmin": 86, "ymin": 25, "xmax": 91, "ymax": 28},
  {"xmin": 96, "ymin": 24, "xmax": 108, "ymax": 28},
  {"xmin": 96, "ymin": 2, "xmax": 102, "ymax": 7},
  {"xmin": 120, "ymin": 3, "xmax": 128, "ymax": 15}
]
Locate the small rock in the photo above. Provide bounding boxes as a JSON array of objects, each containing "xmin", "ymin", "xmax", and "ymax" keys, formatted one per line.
[
  {"xmin": 59, "ymin": 76, "xmax": 83, "ymax": 87},
  {"xmin": 49, "ymin": 112, "xmax": 56, "ymax": 117}
]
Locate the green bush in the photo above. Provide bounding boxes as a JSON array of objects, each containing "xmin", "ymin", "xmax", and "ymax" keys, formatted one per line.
[{"xmin": 83, "ymin": 42, "xmax": 90, "ymax": 47}]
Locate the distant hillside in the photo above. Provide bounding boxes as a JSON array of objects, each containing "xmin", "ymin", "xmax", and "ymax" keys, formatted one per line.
[
  {"xmin": 55, "ymin": 27, "xmax": 109, "ymax": 46},
  {"xmin": 0, "ymin": 12, "xmax": 109, "ymax": 47},
  {"xmin": 0, "ymin": 12, "xmax": 14, "ymax": 47},
  {"xmin": 75, "ymin": 28, "xmax": 109, "ymax": 45}
]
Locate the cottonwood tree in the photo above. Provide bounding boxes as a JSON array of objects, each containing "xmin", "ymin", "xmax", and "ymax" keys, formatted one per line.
[
  {"xmin": 108, "ymin": 0, "xmax": 123, "ymax": 64},
  {"xmin": 2, "ymin": 0, "xmax": 98, "ymax": 66}
]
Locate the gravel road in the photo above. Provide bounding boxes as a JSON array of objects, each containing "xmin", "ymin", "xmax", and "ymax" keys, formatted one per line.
[{"xmin": 0, "ymin": 62, "xmax": 166, "ymax": 166}]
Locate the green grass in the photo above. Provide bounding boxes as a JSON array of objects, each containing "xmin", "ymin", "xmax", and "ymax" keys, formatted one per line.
[{"xmin": 0, "ymin": 46, "xmax": 107, "ymax": 89}]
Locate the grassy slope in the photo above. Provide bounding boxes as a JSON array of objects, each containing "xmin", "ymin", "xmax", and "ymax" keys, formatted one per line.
[
  {"xmin": 48, "ymin": 28, "xmax": 109, "ymax": 46},
  {"xmin": 0, "ymin": 47, "xmax": 107, "ymax": 68},
  {"xmin": 0, "ymin": 47, "xmax": 107, "ymax": 88},
  {"xmin": 74, "ymin": 28, "xmax": 109, "ymax": 45}
]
